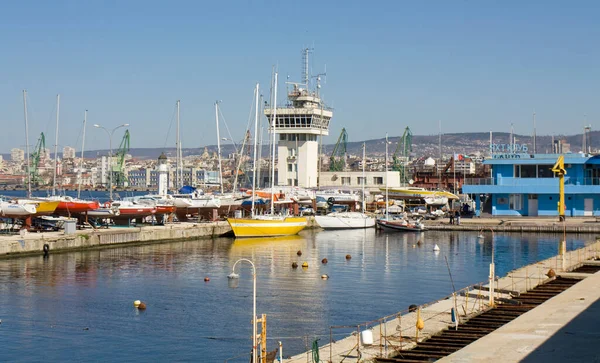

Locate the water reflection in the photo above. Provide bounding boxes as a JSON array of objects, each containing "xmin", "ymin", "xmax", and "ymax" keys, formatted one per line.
[{"xmin": 0, "ymin": 231, "xmax": 591, "ymax": 361}]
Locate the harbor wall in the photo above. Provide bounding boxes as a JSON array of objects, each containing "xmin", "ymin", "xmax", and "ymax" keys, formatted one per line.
[{"xmin": 0, "ymin": 221, "xmax": 231, "ymax": 258}]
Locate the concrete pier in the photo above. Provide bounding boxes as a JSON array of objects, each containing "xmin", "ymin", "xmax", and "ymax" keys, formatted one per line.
[
  {"xmin": 0, "ymin": 221, "xmax": 231, "ymax": 258},
  {"xmin": 284, "ymin": 240, "xmax": 600, "ymax": 362}
]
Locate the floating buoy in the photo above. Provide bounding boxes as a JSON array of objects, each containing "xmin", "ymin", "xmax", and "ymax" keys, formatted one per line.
[
  {"xmin": 408, "ymin": 304, "xmax": 418, "ymax": 312},
  {"xmin": 321, "ymin": 274, "xmax": 329, "ymax": 279},
  {"xmin": 345, "ymin": 254, "xmax": 352, "ymax": 260},
  {"xmin": 417, "ymin": 239, "xmax": 422, "ymax": 245},
  {"xmin": 546, "ymin": 269, "xmax": 556, "ymax": 278},
  {"xmin": 204, "ymin": 277, "xmax": 210, "ymax": 282},
  {"xmin": 321, "ymin": 258, "xmax": 328, "ymax": 264},
  {"xmin": 433, "ymin": 244, "xmax": 440, "ymax": 251},
  {"xmin": 297, "ymin": 250, "xmax": 302, "ymax": 256},
  {"xmin": 138, "ymin": 302, "xmax": 147, "ymax": 310},
  {"xmin": 302, "ymin": 262, "xmax": 309, "ymax": 268},
  {"xmin": 134, "ymin": 300, "xmax": 141, "ymax": 307},
  {"xmin": 292, "ymin": 262, "xmax": 298, "ymax": 269},
  {"xmin": 478, "ymin": 234, "xmax": 484, "ymax": 239}
]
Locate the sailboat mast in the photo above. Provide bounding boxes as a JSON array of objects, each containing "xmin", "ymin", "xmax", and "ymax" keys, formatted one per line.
[
  {"xmin": 385, "ymin": 133, "xmax": 389, "ymax": 221},
  {"xmin": 270, "ymin": 72, "xmax": 278, "ymax": 215},
  {"xmin": 256, "ymin": 95, "xmax": 264, "ymax": 188},
  {"xmin": 362, "ymin": 142, "xmax": 366, "ymax": 212},
  {"xmin": 251, "ymin": 83, "xmax": 260, "ymax": 218},
  {"xmin": 23, "ymin": 90, "xmax": 32, "ymax": 198},
  {"xmin": 52, "ymin": 94, "xmax": 60, "ymax": 196},
  {"xmin": 215, "ymin": 101, "xmax": 224, "ymax": 193},
  {"xmin": 176, "ymin": 100, "xmax": 181, "ymax": 188},
  {"xmin": 78, "ymin": 110, "xmax": 87, "ymax": 199}
]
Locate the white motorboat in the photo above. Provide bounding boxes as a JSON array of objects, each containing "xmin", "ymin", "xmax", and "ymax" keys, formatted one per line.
[{"xmin": 315, "ymin": 211, "xmax": 375, "ymax": 230}]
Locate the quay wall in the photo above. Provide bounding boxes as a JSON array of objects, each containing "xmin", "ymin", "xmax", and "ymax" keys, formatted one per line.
[{"xmin": 0, "ymin": 221, "xmax": 231, "ymax": 258}]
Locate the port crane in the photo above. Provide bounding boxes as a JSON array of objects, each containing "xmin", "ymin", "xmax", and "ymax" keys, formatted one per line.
[
  {"xmin": 28, "ymin": 132, "xmax": 46, "ymax": 187},
  {"xmin": 329, "ymin": 128, "xmax": 348, "ymax": 172},
  {"xmin": 112, "ymin": 130, "xmax": 130, "ymax": 187},
  {"xmin": 392, "ymin": 126, "xmax": 412, "ymax": 184}
]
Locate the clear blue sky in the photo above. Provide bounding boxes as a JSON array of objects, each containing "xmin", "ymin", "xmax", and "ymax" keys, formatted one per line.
[{"xmin": 1, "ymin": 0, "xmax": 599, "ymax": 153}]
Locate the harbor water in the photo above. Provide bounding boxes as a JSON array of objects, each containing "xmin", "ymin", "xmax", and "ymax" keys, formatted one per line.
[{"xmin": 0, "ymin": 229, "xmax": 591, "ymax": 361}]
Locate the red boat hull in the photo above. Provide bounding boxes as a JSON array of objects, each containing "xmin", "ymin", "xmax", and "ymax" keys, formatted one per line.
[
  {"xmin": 55, "ymin": 200, "xmax": 100, "ymax": 215},
  {"xmin": 155, "ymin": 205, "xmax": 176, "ymax": 215}
]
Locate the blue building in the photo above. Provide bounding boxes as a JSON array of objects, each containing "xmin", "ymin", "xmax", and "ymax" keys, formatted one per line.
[{"xmin": 463, "ymin": 153, "xmax": 600, "ymax": 217}]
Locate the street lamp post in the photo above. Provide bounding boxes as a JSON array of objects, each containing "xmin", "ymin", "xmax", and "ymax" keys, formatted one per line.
[
  {"xmin": 93, "ymin": 123, "xmax": 129, "ymax": 201},
  {"xmin": 228, "ymin": 258, "xmax": 257, "ymax": 363}
]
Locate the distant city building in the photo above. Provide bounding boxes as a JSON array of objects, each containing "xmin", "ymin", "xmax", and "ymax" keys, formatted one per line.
[
  {"xmin": 11, "ymin": 148, "xmax": 24, "ymax": 162},
  {"xmin": 63, "ymin": 146, "xmax": 76, "ymax": 159}
]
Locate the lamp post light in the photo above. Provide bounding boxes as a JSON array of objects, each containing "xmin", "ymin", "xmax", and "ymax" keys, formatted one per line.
[
  {"xmin": 228, "ymin": 258, "xmax": 257, "ymax": 363},
  {"xmin": 93, "ymin": 123, "xmax": 129, "ymax": 201}
]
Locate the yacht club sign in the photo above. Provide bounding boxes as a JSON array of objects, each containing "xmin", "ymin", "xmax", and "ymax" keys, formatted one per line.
[{"xmin": 491, "ymin": 143, "xmax": 530, "ymax": 159}]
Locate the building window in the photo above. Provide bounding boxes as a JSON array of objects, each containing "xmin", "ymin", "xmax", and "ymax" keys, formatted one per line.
[
  {"xmin": 373, "ymin": 177, "xmax": 383, "ymax": 185},
  {"xmin": 288, "ymin": 164, "xmax": 293, "ymax": 172},
  {"xmin": 514, "ymin": 165, "xmax": 520, "ymax": 178},
  {"xmin": 520, "ymin": 165, "xmax": 536, "ymax": 178},
  {"xmin": 538, "ymin": 164, "xmax": 554, "ymax": 178},
  {"xmin": 341, "ymin": 177, "xmax": 351, "ymax": 185},
  {"xmin": 509, "ymin": 194, "xmax": 522, "ymax": 210},
  {"xmin": 280, "ymin": 134, "xmax": 286, "ymax": 141},
  {"xmin": 357, "ymin": 176, "xmax": 366, "ymax": 185}
]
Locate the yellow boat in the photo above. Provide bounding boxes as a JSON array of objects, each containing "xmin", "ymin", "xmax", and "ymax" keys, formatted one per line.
[
  {"xmin": 226, "ymin": 216, "xmax": 307, "ymax": 238},
  {"xmin": 17, "ymin": 199, "xmax": 60, "ymax": 216}
]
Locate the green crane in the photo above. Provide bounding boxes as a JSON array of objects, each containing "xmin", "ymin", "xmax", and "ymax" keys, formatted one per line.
[
  {"xmin": 112, "ymin": 130, "xmax": 130, "ymax": 187},
  {"xmin": 28, "ymin": 132, "xmax": 46, "ymax": 187},
  {"xmin": 392, "ymin": 126, "xmax": 412, "ymax": 184},
  {"xmin": 329, "ymin": 128, "xmax": 348, "ymax": 172}
]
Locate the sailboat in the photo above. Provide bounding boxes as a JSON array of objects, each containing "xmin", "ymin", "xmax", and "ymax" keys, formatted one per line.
[
  {"xmin": 42, "ymin": 96, "xmax": 99, "ymax": 216},
  {"xmin": 227, "ymin": 80, "xmax": 307, "ymax": 238},
  {"xmin": 376, "ymin": 134, "xmax": 426, "ymax": 232},
  {"xmin": 315, "ymin": 143, "xmax": 375, "ymax": 229}
]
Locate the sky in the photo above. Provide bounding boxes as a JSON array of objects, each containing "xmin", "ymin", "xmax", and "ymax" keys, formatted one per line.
[{"xmin": 1, "ymin": 0, "xmax": 599, "ymax": 153}]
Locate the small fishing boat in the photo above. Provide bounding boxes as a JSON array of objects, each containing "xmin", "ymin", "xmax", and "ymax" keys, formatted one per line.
[{"xmin": 377, "ymin": 218, "xmax": 426, "ymax": 232}]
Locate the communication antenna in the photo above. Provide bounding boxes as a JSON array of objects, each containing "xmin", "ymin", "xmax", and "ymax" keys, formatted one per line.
[{"xmin": 302, "ymin": 47, "xmax": 313, "ymax": 88}]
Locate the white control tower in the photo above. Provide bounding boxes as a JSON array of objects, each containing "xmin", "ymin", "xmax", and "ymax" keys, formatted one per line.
[{"xmin": 264, "ymin": 49, "xmax": 333, "ymax": 188}]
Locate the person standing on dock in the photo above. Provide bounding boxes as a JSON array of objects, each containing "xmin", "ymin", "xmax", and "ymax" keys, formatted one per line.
[
  {"xmin": 455, "ymin": 210, "xmax": 460, "ymax": 225},
  {"xmin": 449, "ymin": 212, "xmax": 454, "ymax": 225}
]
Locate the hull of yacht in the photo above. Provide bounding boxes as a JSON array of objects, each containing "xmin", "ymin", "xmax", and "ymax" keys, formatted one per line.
[
  {"xmin": 315, "ymin": 212, "xmax": 375, "ymax": 229},
  {"xmin": 87, "ymin": 208, "xmax": 120, "ymax": 218},
  {"xmin": 46, "ymin": 197, "xmax": 100, "ymax": 215},
  {"xmin": 18, "ymin": 199, "xmax": 60, "ymax": 216},
  {"xmin": 227, "ymin": 216, "xmax": 307, "ymax": 238},
  {"xmin": 0, "ymin": 202, "xmax": 37, "ymax": 217}
]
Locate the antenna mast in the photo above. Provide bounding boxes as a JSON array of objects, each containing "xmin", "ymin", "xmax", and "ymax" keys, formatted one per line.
[
  {"xmin": 302, "ymin": 47, "xmax": 312, "ymax": 88},
  {"xmin": 533, "ymin": 111, "xmax": 536, "ymax": 154}
]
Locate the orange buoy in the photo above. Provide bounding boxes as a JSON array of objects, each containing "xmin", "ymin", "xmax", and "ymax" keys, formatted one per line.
[
  {"xmin": 204, "ymin": 277, "xmax": 210, "ymax": 282},
  {"xmin": 292, "ymin": 262, "xmax": 298, "ymax": 269},
  {"xmin": 138, "ymin": 302, "xmax": 147, "ymax": 310},
  {"xmin": 297, "ymin": 250, "xmax": 302, "ymax": 256},
  {"xmin": 321, "ymin": 258, "xmax": 328, "ymax": 264},
  {"xmin": 546, "ymin": 269, "xmax": 556, "ymax": 278},
  {"xmin": 345, "ymin": 254, "xmax": 352, "ymax": 260}
]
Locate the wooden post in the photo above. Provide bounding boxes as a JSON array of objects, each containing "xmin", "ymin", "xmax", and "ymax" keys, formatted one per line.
[{"xmin": 260, "ymin": 314, "xmax": 267, "ymax": 363}]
